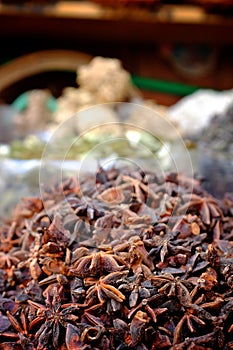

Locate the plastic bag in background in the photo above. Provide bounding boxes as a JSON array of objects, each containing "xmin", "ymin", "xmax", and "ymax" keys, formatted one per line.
[
  {"xmin": 0, "ymin": 102, "xmax": 194, "ymax": 220},
  {"xmin": 0, "ymin": 105, "xmax": 19, "ymax": 143},
  {"xmin": 0, "ymin": 159, "xmax": 84, "ymax": 220},
  {"xmin": 0, "ymin": 160, "xmax": 40, "ymax": 220}
]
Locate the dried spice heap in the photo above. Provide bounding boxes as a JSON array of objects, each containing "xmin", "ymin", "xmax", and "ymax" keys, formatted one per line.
[
  {"xmin": 197, "ymin": 103, "xmax": 233, "ymax": 197},
  {"xmin": 0, "ymin": 167, "xmax": 233, "ymax": 350},
  {"xmin": 199, "ymin": 103, "xmax": 233, "ymax": 157}
]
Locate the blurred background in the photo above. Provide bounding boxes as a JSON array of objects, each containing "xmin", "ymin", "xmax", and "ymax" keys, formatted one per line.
[
  {"xmin": 0, "ymin": 0, "xmax": 232, "ymax": 217},
  {"xmin": 0, "ymin": 0, "xmax": 232, "ymax": 103}
]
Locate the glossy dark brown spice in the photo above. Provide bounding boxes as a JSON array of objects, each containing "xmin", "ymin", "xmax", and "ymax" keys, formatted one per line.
[{"xmin": 0, "ymin": 167, "xmax": 232, "ymax": 349}]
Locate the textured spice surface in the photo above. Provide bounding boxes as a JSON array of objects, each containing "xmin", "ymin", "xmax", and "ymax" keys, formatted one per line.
[{"xmin": 0, "ymin": 167, "xmax": 232, "ymax": 349}]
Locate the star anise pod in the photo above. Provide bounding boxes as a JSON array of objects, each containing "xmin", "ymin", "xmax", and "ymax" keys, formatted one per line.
[
  {"xmin": 85, "ymin": 272, "xmax": 126, "ymax": 305},
  {"xmin": 27, "ymin": 285, "xmax": 80, "ymax": 349},
  {"xmin": 178, "ymin": 193, "xmax": 223, "ymax": 228},
  {"xmin": 151, "ymin": 273, "xmax": 192, "ymax": 307},
  {"xmin": 69, "ymin": 250, "xmax": 127, "ymax": 277}
]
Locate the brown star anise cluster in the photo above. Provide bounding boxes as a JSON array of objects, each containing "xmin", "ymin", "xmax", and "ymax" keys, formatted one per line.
[{"xmin": 0, "ymin": 167, "xmax": 232, "ymax": 349}]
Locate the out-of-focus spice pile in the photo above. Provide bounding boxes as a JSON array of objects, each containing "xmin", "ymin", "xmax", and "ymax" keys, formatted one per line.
[
  {"xmin": 197, "ymin": 103, "xmax": 233, "ymax": 197},
  {"xmin": 0, "ymin": 167, "xmax": 233, "ymax": 349},
  {"xmin": 53, "ymin": 56, "xmax": 138, "ymax": 126},
  {"xmin": 199, "ymin": 103, "xmax": 233, "ymax": 158}
]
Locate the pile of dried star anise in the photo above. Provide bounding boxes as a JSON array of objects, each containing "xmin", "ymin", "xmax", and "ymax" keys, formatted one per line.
[{"xmin": 0, "ymin": 167, "xmax": 232, "ymax": 350}]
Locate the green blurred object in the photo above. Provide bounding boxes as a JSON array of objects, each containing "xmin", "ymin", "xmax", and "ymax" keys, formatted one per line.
[
  {"xmin": 12, "ymin": 92, "xmax": 28, "ymax": 111},
  {"xmin": 131, "ymin": 75, "xmax": 199, "ymax": 96},
  {"xmin": 12, "ymin": 92, "xmax": 57, "ymax": 112}
]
